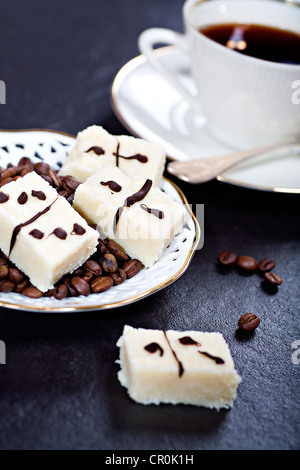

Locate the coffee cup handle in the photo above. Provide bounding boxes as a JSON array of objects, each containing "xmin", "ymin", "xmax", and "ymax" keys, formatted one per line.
[{"xmin": 138, "ymin": 28, "xmax": 198, "ymax": 107}]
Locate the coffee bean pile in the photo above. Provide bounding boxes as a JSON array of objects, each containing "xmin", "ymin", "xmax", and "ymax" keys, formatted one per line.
[
  {"xmin": 218, "ymin": 250, "xmax": 282, "ymax": 286},
  {"xmin": 0, "ymin": 157, "xmax": 143, "ymax": 300}
]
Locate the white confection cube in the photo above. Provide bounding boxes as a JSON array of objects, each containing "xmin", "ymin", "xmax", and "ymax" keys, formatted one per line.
[
  {"xmin": 0, "ymin": 172, "xmax": 99, "ymax": 292},
  {"xmin": 117, "ymin": 325, "xmax": 242, "ymax": 409},
  {"xmin": 58, "ymin": 125, "xmax": 117, "ymax": 182},
  {"xmin": 58, "ymin": 125, "xmax": 166, "ymax": 185},
  {"xmin": 73, "ymin": 165, "xmax": 185, "ymax": 267}
]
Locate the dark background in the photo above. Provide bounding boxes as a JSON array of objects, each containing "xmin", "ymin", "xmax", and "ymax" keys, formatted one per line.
[{"xmin": 0, "ymin": 0, "xmax": 299, "ymax": 451}]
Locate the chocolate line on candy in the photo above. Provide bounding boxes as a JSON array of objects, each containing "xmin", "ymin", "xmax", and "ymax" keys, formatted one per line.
[
  {"xmin": 71, "ymin": 223, "xmax": 86, "ymax": 235},
  {"xmin": 48, "ymin": 227, "xmax": 67, "ymax": 240},
  {"xmin": 114, "ymin": 179, "xmax": 153, "ymax": 233},
  {"xmin": 100, "ymin": 180, "xmax": 122, "ymax": 192},
  {"xmin": 9, "ymin": 196, "xmax": 58, "ymax": 255},
  {"xmin": 140, "ymin": 203, "xmax": 164, "ymax": 220},
  {"xmin": 163, "ymin": 331, "xmax": 184, "ymax": 377},
  {"xmin": 0, "ymin": 192, "xmax": 9, "ymax": 203},
  {"xmin": 113, "ymin": 142, "xmax": 148, "ymax": 167},
  {"xmin": 144, "ymin": 342, "xmax": 164, "ymax": 356},
  {"xmin": 29, "ymin": 229, "xmax": 44, "ymax": 239},
  {"xmin": 18, "ymin": 192, "xmax": 28, "ymax": 205},
  {"xmin": 86, "ymin": 146, "xmax": 105, "ymax": 155},
  {"xmin": 31, "ymin": 190, "xmax": 46, "ymax": 201},
  {"xmin": 179, "ymin": 336, "xmax": 200, "ymax": 346},
  {"xmin": 199, "ymin": 351, "xmax": 225, "ymax": 365}
]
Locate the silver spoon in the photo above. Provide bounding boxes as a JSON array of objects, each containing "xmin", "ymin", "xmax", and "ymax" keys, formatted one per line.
[{"xmin": 167, "ymin": 139, "xmax": 300, "ymax": 184}]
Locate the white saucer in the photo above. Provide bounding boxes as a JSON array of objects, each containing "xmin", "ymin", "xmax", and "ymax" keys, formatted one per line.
[{"xmin": 111, "ymin": 46, "xmax": 300, "ymax": 193}]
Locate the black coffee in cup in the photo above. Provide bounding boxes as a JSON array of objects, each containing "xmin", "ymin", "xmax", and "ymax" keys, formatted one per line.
[{"xmin": 200, "ymin": 23, "xmax": 300, "ymax": 65}]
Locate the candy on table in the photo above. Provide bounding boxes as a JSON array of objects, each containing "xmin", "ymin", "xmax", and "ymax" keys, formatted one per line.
[
  {"xmin": 117, "ymin": 325, "xmax": 242, "ymax": 409},
  {"xmin": 73, "ymin": 165, "xmax": 185, "ymax": 267},
  {"xmin": 58, "ymin": 125, "xmax": 166, "ymax": 186},
  {"xmin": 0, "ymin": 171, "xmax": 99, "ymax": 292}
]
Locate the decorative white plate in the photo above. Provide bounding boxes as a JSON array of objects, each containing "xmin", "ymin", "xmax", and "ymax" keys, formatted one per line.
[
  {"xmin": 0, "ymin": 129, "xmax": 200, "ymax": 312},
  {"xmin": 111, "ymin": 46, "xmax": 300, "ymax": 193}
]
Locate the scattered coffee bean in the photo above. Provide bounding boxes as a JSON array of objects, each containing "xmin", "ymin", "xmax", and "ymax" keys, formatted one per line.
[
  {"xmin": 99, "ymin": 253, "xmax": 118, "ymax": 273},
  {"xmin": 8, "ymin": 268, "xmax": 23, "ymax": 283},
  {"xmin": 83, "ymin": 260, "xmax": 102, "ymax": 277},
  {"xmin": 109, "ymin": 269, "xmax": 126, "ymax": 285},
  {"xmin": 0, "ymin": 280, "xmax": 15, "ymax": 293},
  {"xmin": 14, "ymin": 279, "xmax": 28, "ymax": 293},
  {"xmin": 70, "ymin": 276, "xmax": 91, "ymax": 296},
  {"xmin": 264, "ymin": 271, "xmax": 282, "ymax": 286},
  {"xmin": 91, "ymin": 276, "xmax": 113, "ymax": 293},
  {"xmin": 34, "ymin": 162, "xmax": 50, "ymax": 175},
  {"xmin": 0, "ymin": 265, "xmax": 8, "ymax": 280},
  {"xmin": 122, "ymin": 259, "xmax": 143, "ymax": 278},
  {"xmin": 53, "ymin": 284, "xmax": 68, "ymax": 300},
  {"xmin": 238, "ymin": 313, "xmax": 260, "ymax": 332},
  {"xmin": 218, "ymin": 250, "xmax": 237, "ymax": 266},
  {"xmin": 107, "ymin": 240, "xmax": 128, "ymax": 261},
  {"xmin": 237, "ymin": 255, "xmax": 257, "ymax": 271},
  {"xmin": 257, "ymin": 257, "xmax": 276, "ymax": 272},
  {"xmin": 22, "ymin": 286, "xmax": 43, "ymax": 298}
]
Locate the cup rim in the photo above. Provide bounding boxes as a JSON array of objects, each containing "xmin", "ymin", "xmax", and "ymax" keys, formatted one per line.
[{"xmin": 182, "ymin": 0, "xmax": 300, "ymax": 70}]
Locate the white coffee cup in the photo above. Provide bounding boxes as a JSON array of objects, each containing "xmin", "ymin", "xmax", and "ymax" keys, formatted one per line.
[{"xmin": 138, "ymin": 0, "xmax": 300, "ymax": 149}]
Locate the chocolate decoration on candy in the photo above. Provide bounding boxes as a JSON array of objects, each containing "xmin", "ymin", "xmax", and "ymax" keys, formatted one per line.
[
  {"xmin": 49, "ymin": 227, "xmax": 67, "ymax": 240},
  {"xmin": 9, "ymin": 196, "xmax": 59, "ymax": 255},
  {"xmin": 86, "ymin": 146, "xmax": 105, "ymax": 155},
  {"xmin": 100, "ymin": 180, "xmax": 122, "ymax": 192},
  {"xmin": 163, "ymin": 330, "xmax": 184, "ymax": 377},
  {"xmin": 71, "ymin": 223, "xmax": 86, "ymax": 235},
  {"xmin": 179, "ymin": 336, "xmax": 201, "ymax": 346},
  {"xmin": 114, "ymin": 179, "xmax": 153, "ymax": 232},
  {"xmin": 113, "ymin": 142, "xmax": 148, "ymax": 167},
  {"xmin": 199, "ymin": 351, "xmax": 225, "ymax": 364},
  {"xmin": 31, "ymin": 190, "xmax": 46, "ymax": 201},
  {"xmin": 0, "ymin": 192, "xmax": 9, "ymax": 203},
  {"xmin": 144, "ymin": 342, "xmax": 164, "ymax": 357},
  {"xmin": 29, "ymin": 229, "xmax": 44, "ymax": 239},
  {"xmin": 18, "ymin": 192, "xmax": 28, "ymax": 205},
  {"xmin": 140, "ymin": 203, "xmax": 164, "ymax": 219}
]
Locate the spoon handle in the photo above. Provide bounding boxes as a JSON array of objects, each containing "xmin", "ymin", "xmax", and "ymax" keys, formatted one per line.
[{"xmin": 167, "ymin": 140, "xmax": 298, "ymax": 184}]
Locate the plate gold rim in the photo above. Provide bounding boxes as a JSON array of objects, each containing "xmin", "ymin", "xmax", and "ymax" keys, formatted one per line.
[
  {"xmin": 111, "ymin": 46, "xmax": 300, "ymax": 195},
  {"xmin": 0, "ymin": 128, "xmax": 201, "ymax": 312}
]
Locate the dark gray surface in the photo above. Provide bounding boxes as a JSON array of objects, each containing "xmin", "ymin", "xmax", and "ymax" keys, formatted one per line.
[{"xmin": 0, "ymin": 0, "xmax": 299, "ymax": 451}]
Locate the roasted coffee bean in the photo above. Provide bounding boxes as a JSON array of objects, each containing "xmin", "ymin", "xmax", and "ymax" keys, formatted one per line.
[
  {"xmin": 82, "ymin": 271, "xmax": 93, "ymax": 283},
  {"xmin": 40, "ymin": 174, "xmax": 53, "ymax": 185},
  {"xmin": 109, "ymin": 269, "xmax": 126, "ymax": 285},
  {"xmin": 99, "ymin": 253, "xmax": 118, "ymax": 273},
  {"xmin": 264, "ymin": 271, "xmax": 282, "ymax": 286},
  {"xmin": 0, "ymin": 257, "xmax": 7, "ymax": 266},
  {"xmin": 0, "ymin": 265, "xmax": 9, "ymax": 280},
  {"xmin": 53, "ymin": 284, "xmax": 68, "ymax": 300},
  {"xmin": 218, "ymin": 250, "xmax": 237, "ymax": 266},
  {"xmin": 14, "ymin": 279, "xmax": 28, "ymax": 293},
  {"xmin": 71, "ymin": 276, "xmax": 91, "ymax": 296},
  {"xmin": 34, "ymin": 162, "xmax": 50, "ymax": 175},
  {"xmin": 8, "ymin": 268, "xmax": 23, "ymax": 283},
  {"xmin": 47, "ymin": 169, "xmax": 61, "ymax": 188},
  {"xmin": 122, "ymin": 259, "xmax": 143, "ymax": 278},
  {"xmin": 63, "ymin": 278, "xmax": 78, "ymax": 297},
  {"xmin": 83, "ymin": 260, "xmax": 102, "ymax": 276},
  {"xmin": 0, "ymin": 280, "xmax": 15, "ymax": 293},
  {"xmin": 0, "ymin": 166, "xmax": 19, "ymax": 179},
  {"xmin": 22, "ymin": 286, "xmax": 43, "ymax": 298},
  {"xmin": 257, "ymin": 257, "xmax": 276, "ymax": 272},
  {"xmin": 97, "ymin": 239, "xmax": 110, "ymax": 255},
  {"xmin": 61, "ymin": 175, "xmax": 81, "ymax": 192},
  {"xmin": 18, "ymin": 157, "xmax": 33, "ymax": 169},
  {"xmin": 20, "ymin": 168, "xmax": 31, "ymax": 176},
  {"xmin": 0, "ymin": 176, "xmax": 13, "ymax": 187},
  {"xmin": 237, "ymin": 255, "xmax": 257, "ymax": 271},
  {"xmin": 91, "ymin": 276, "xmax": 113, "ymax": 293},
  {"xmin": 107, "ymin": 240, "xmax": 128, "ymax": 261},
  {"xmin": 238, "ymin": 313, "xmax": 260, "ymax": 332}
]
